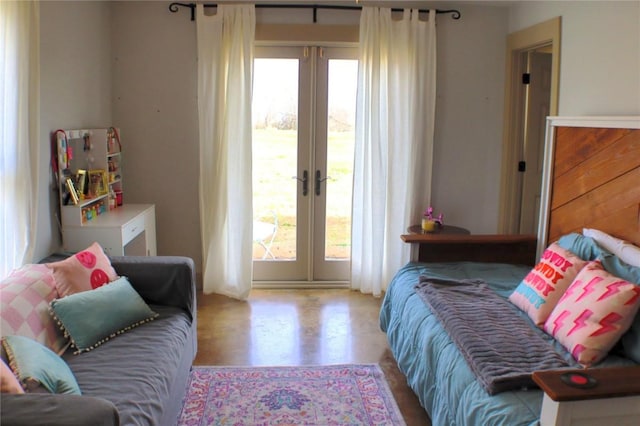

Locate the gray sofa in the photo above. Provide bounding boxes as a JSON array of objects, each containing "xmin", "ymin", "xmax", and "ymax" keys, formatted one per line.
[{"xmin": 1, "ymin": 256, "xmax": 197, "ymax": 426}]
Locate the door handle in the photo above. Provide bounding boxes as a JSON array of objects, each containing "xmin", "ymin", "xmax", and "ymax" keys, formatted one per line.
[
  {"xmin": 315, "ymin": 170, "xmax": 331, "ymax": 196},
  {"xmin": 292, "ymin": 170, "xmax": 309, "ymax": 196}
]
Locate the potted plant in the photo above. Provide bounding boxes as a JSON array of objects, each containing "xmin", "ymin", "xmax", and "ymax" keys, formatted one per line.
[{"xmin": 422, "ymin": 206, "xmax": 444, "ymax": 232}]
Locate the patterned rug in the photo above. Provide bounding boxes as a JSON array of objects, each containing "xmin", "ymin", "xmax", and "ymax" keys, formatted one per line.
[{"xmin": 177, "ymin": 364, "xmax": 406, "ymax": 426}]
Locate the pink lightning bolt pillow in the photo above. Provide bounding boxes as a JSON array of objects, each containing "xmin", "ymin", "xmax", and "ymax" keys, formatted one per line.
[
  {"xmin": 509, "ymin": 242, "xmax": 587, "ymax": 326},
  {"xmin": 544, "ymin": 260, "xmax": 640, "ymax": 366}
]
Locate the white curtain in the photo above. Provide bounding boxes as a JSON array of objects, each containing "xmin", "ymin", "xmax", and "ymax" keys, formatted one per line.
[
  {"xmin": 351, "ymin": 8, "xmax": 436, "ymax": 296},
  {"xmin": 0, "ymin": 1, "xmax": 40, "ymax": 277},
  {"xmin": 196, "ymin": 4, "xmax": 255, "ymax": 300}
]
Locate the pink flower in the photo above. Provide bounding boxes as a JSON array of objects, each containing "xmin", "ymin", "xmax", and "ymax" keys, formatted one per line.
[{"xmin": 423, "ymin": 206, "xmax": 444, "ymax": 226}]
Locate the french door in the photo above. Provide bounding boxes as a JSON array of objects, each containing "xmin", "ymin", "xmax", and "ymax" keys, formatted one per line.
[{"xmin": 252, "ymin": 45, "xmax": 358, "ymax": 285}]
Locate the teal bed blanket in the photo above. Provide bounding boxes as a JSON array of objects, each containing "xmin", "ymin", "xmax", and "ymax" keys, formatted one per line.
[{"xmin": 379, "ymin": 261, "xmax": 632, "ymax": 426}]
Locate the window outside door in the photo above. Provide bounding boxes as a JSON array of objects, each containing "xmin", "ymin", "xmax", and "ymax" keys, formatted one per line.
[{"xmin": 252, "ymin": 45, "xmax": 357, "ymax": 285}]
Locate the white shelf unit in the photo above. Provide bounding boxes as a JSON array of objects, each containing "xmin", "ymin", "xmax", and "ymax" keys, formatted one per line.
[{"xmin": 55, "ymin": 128, "xmax": 156, "ymax": 256}]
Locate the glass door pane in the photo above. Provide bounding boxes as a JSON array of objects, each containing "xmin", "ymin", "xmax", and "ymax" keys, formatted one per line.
[
  {"xmin": 252, "ymin": 46, "xmax": 311, "ymax": 283},
  {"xmin": 252, "ymin": 57, "xmax": 299, "ymax": 261},
  {"xmin": 313, "ymin": 47, "xmax": 357, "ymax": 282},
  {"xmin": 252, "ymin": 46, "xmax": 356, "ymax": 285},
  {"xmin": 325, "ymin": 59, "xmax": 357, "ymax": 260}
]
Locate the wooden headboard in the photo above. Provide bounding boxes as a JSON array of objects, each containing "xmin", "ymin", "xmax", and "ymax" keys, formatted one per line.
[
  {"xmin": 538, "ymin": 116, "xmax": 640, "ymax": 257},
  {"xmin": 402, "ymin": 116, "xmax": 639, "ymax": 266}
]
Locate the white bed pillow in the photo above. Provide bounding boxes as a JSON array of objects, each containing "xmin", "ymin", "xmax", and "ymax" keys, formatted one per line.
[{"xmin": 583, "ymin": 228, "xmax": 640, "ymax": 267}]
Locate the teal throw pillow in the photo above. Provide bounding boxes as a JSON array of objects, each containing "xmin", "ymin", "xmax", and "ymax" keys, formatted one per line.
[
  {"xmin": 599, "ymin": 253, "xmax": 640, "ymax": 286},
  {"xmin": 49, "ymin": 276, "xmax": 158, "ymax": 354},
  {"xmin": 557, "ymin": 232, "xmax": 600, "ymax": 261},
  {"xmin": 1, "ymin": 335, "xmax": 81, "ymax": 395},
  {"xmin": 558, "ymin": 233, "xmax": 640, "ymax": 284}
]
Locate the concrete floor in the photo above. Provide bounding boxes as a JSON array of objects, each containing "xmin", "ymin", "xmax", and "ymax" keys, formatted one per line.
[{"xmin": 194, "ymin": 288, "xmax": 431, "ymax": 426}]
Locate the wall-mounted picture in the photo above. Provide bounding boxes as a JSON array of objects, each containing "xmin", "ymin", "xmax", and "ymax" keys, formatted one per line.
[
  {"xmin": 88, "ymin": 169, "xmax": 108, "ymax": 197},
  {"xmin": 75, "ymin": 169, "xmax": 87, "ymax": 198}
]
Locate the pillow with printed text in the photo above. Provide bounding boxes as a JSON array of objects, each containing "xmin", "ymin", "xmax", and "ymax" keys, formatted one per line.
[{"xmin": 509, "ymin": 242, "xmax": 587, "ymax": 326}]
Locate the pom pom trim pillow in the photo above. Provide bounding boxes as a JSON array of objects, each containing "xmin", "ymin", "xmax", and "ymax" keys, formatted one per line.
[
  {"xmin": 1, "ymin": 335, "xmax": 81, "ymax": 394},
  {"xmin": 509, "ymin": 242, "xmax": 587, "ymax": 326},
  {"xmin": 0, "ymin": 264, "xmax": 68, "ymax": 355},
  {"xmin": 46, "ymin": 242, "xmax": 118, "ymax": 297},
  {"xmin": 1, "ymin": 358, "xmax": 24, "ymax": 394},
  {"xmin": 544, "ymin": 261, "xmax": 640, "ymax": 366},
  {"xmin": 49, "ymin": 276, "xmax": 158, "ymax": 354}
]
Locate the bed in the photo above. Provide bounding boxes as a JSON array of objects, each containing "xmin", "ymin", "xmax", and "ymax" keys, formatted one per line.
[{"xmin": 379, "ymin": 116, "xmax": 640, "ymax": 426}]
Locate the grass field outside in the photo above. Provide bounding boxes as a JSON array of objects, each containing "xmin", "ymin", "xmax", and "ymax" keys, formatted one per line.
[{"xmin": 252, "ymin": 128, "xmax": 354, "ymax": 260}]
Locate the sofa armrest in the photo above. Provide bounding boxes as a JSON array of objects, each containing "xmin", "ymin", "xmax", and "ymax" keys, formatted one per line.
[
  {"xmin": 109, "ymin": 256, "xmax": 196, "ymax": 321},
  {"xmin": 0, "ymin": 394, "xmax": 119, "ymax": 426}
]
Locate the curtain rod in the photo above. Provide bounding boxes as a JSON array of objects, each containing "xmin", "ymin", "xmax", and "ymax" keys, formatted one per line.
[{"xmin": 168, "ymin": 3, "xmax": 461, "ymax": 23}]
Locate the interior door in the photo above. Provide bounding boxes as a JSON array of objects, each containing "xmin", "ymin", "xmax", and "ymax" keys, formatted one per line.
[
  {"xmin": 519, "ymin": 50, "xmax": 552, "ymax": 234},
  {"xmin": 252, "ymin": 45, "xmax": 357, "ymax": 285}
]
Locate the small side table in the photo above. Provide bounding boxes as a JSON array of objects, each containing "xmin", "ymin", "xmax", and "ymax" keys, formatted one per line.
[
  {"xmin": 401, "ymin": 226, "xmax": 537, "ymax": 265},
  {"xmin": 407, "ymin": 224, "xmax": 470, "ymax": 235},
  {"xmin": 533, "ymin": 366, "xmax": 640, "ymax": 426},
  {"xmin": 404, "ymin": 224, "xmax": 470, "ymax": 262}
]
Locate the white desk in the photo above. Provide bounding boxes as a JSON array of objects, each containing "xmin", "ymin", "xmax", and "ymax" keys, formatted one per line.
[{"xmin": 62, "ymin": 204, "xmax": 156, "ymax": 256}]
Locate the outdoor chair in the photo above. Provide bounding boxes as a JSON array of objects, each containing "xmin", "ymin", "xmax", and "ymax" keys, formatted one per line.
[{"xmin": 253, "ymin": 211, "xmax": 278, "ymax": 259}]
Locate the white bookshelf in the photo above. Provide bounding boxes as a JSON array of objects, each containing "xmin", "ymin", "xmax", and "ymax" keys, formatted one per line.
[{"xmin": 55, "ymin": 128, "xmax": 156, "ymax": 256}]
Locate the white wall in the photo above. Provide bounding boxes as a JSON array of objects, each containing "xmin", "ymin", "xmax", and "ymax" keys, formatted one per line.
[
  {"xmin": 509, "ymin": 1, "xmax": 640, "ymax": 115},
  {"xmin": 111, "ymin": 1, "xmax": 200, "ymax": 263},
  {"xmin": 431, "ymin": 5, "xmax": 509, "ymax": 233},
  {"xmin": 36, "ymin": 1, "xmax": 638, "ymax": 270},
  {"xmin": 34, "ymin": 1, "xmax": 510, "ymax": 269},
  {"xmin": 107, "ymin": 1, "xmax": 511, "ymax": 275},
  {"xmin": 36, "ymin": 1, "xmax": 113, "ymax": 261}
]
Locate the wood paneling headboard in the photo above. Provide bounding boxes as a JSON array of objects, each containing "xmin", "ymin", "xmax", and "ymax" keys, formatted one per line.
[
  {"xmin": 402, "ymin": 116, "xmax": 639, "ymax": 265},
  {"xmin": 538, "ymin": 116, "xmax": 640, "ymax": 257}
]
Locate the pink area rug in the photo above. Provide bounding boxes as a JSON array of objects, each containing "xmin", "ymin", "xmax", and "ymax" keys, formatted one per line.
[{"xmin": 177, "ymin": 364, "xmax": 406, "ymax": 426}]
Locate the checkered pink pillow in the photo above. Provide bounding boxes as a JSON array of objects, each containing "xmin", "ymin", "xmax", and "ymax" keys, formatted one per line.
[
  {"xmin": 0, "ymin": 264, "xmax": 68, "ymax": 355},
  {"xmin": 544, "ymin": 261, "xmax": 640, "ymax": 366},
  {"xmin": 46, "ymin": 242, "xmax": 118, "ymax": 297},
  {"xmin": 509, "ymin": 243, "xmax": 587, "ymax": 326}
]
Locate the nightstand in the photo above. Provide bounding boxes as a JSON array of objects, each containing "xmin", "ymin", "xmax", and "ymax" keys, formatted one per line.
[
  {"xmin": 406, "ymin": 224, "xmax": 470, "ymax": 235},
  {"xmin": 401, "ymin": 229, "xmax": 537, "ymax": 265},
  {"xmin": 532, "ymin": 366, "xmax": 640, "ymax": 426}
]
